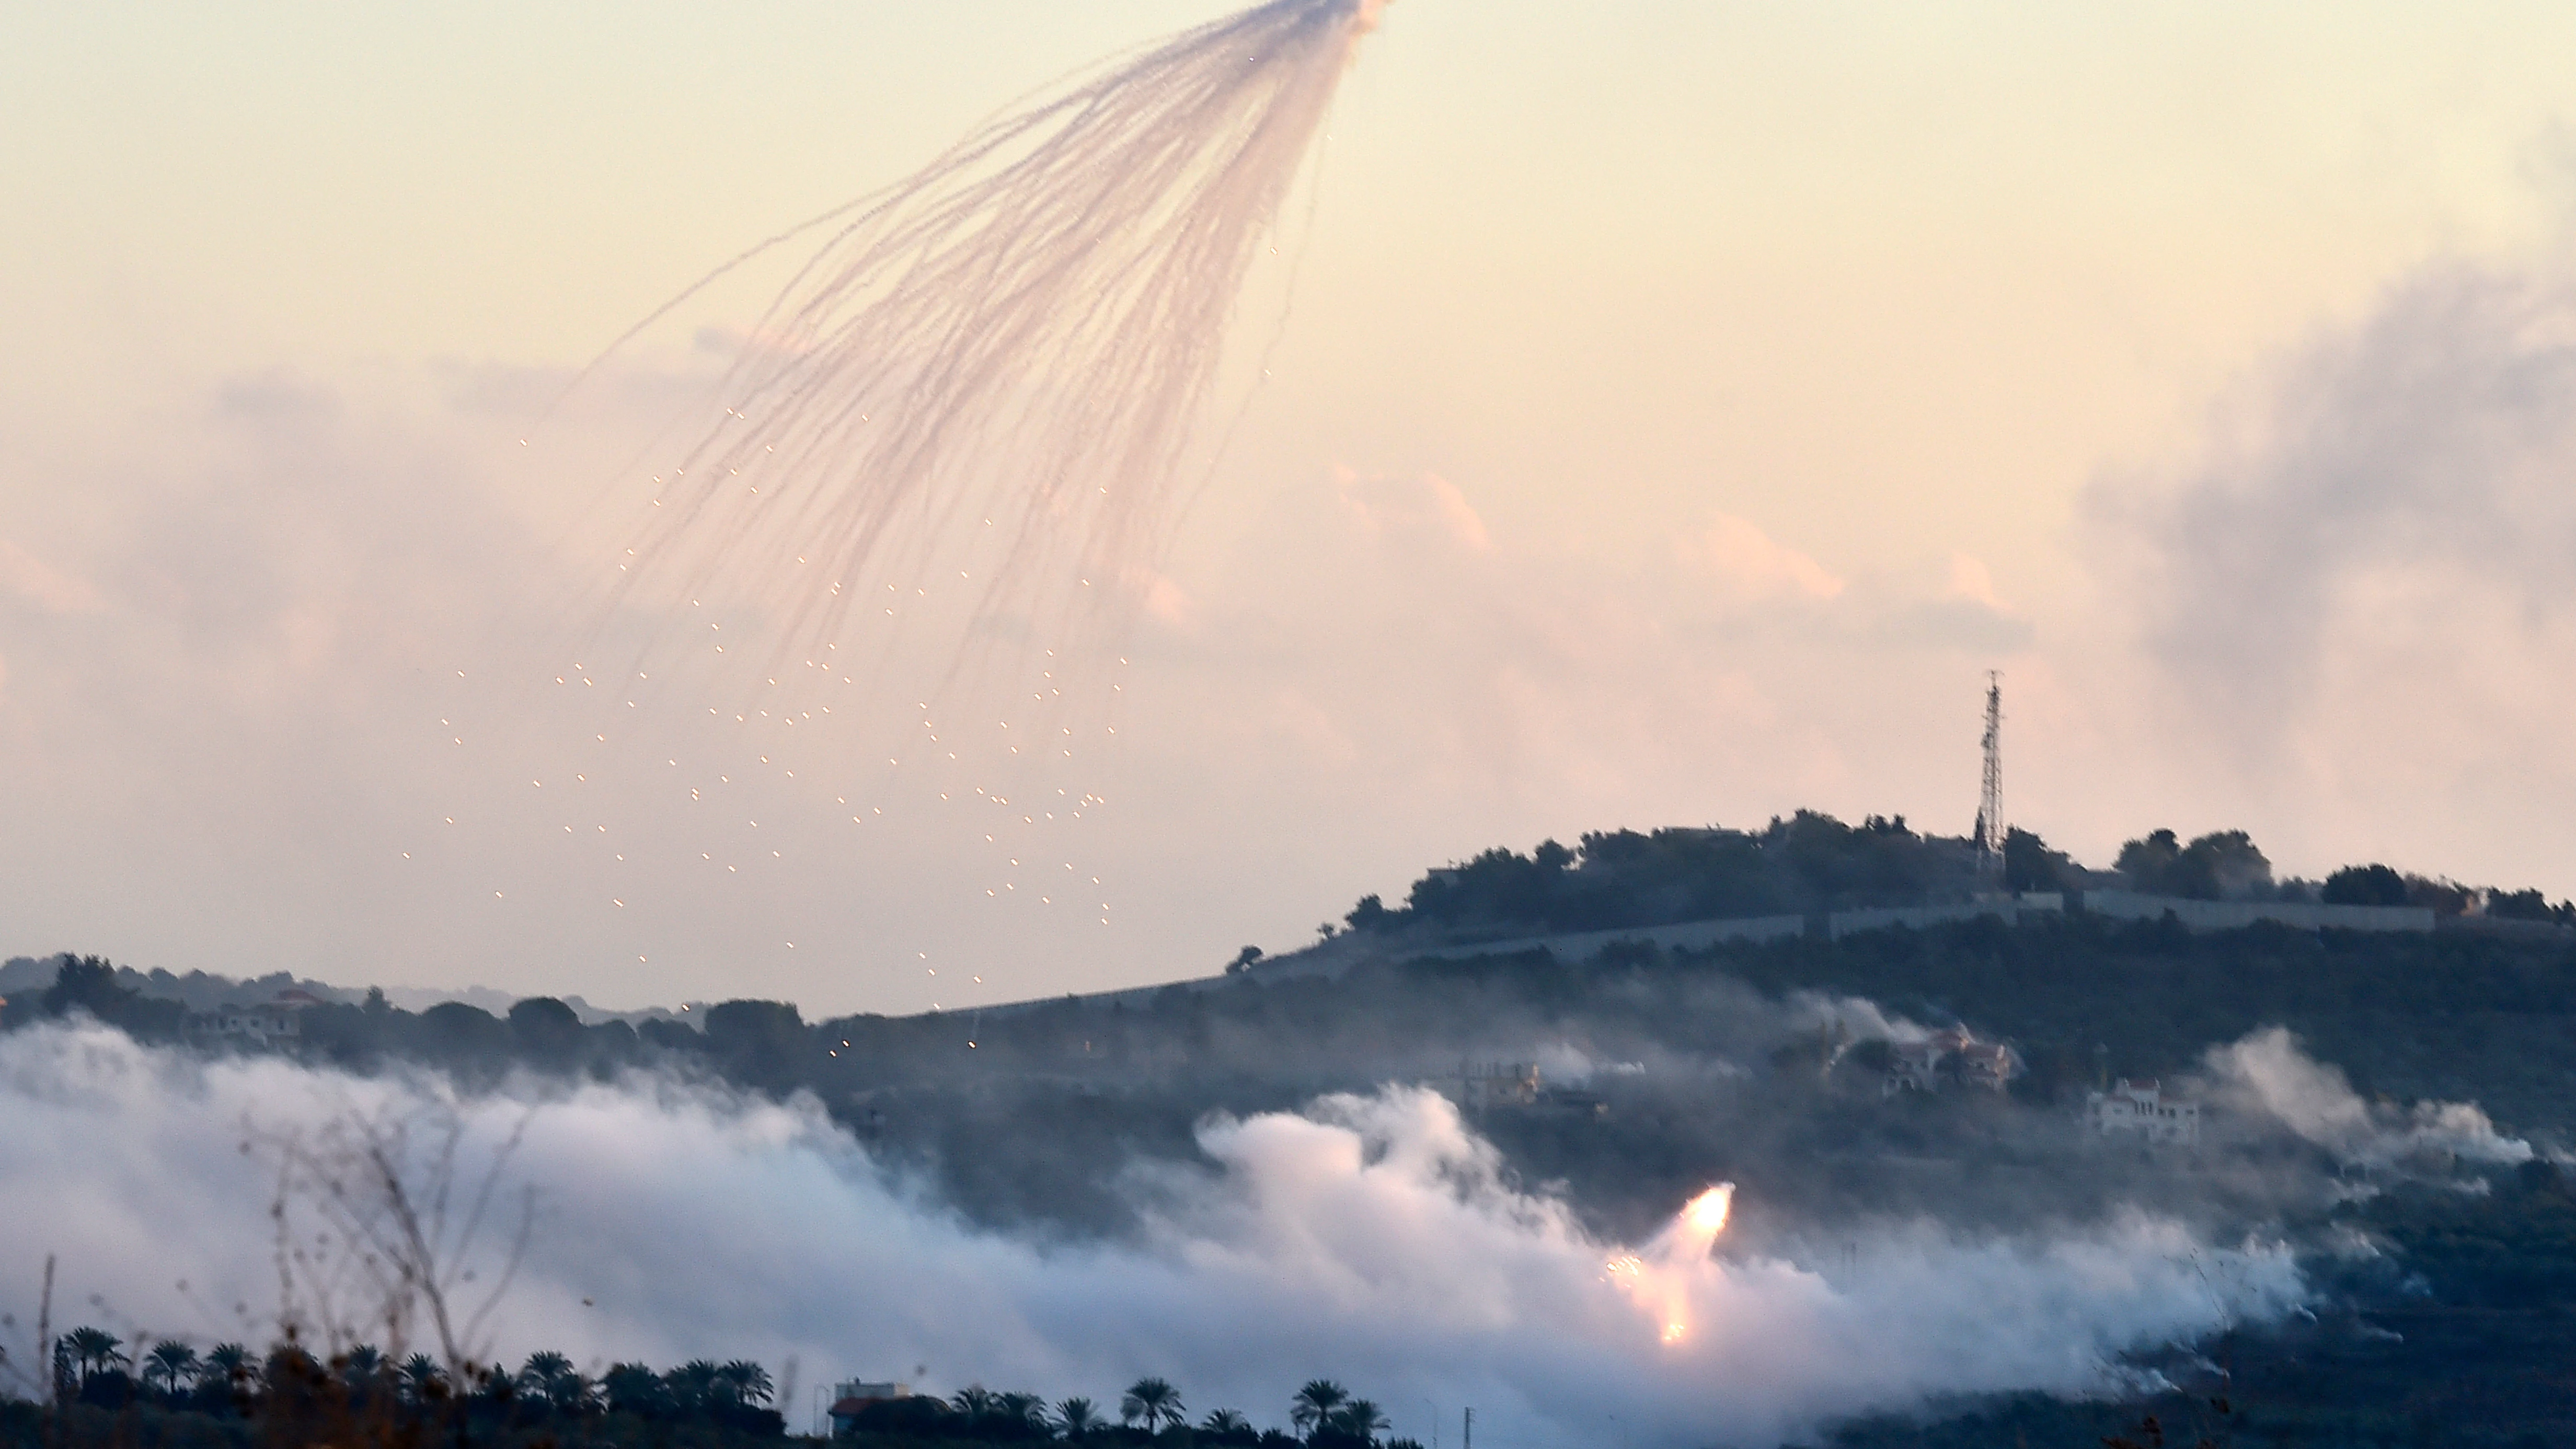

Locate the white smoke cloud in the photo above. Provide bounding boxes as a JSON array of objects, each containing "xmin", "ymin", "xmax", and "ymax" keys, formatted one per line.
[
  {"xmin": 1786, "ymin": 991, "xmax": 1935, "ymax": 1045},
  {"xmin": 2199, "ymin": 1027, "xmax": 2532, "ymax": 1173},
  {"xmin": 0, "ymin": 1022, "xmax": 2304, "ymax": 1446}
]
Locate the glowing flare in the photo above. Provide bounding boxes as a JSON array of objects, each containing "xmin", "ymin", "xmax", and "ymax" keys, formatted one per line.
[
  {"xmin": 1684, "ymin": 1183, "xmax": 1734, "ymax": 1242},
  {"xmin": 1606, "ymin": 1183, "xmax": 1735, "ymax": 1347}
]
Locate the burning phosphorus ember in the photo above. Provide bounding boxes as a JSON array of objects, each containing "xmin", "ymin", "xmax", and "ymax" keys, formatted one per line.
[{"xmin": 1607, "ymin": 1183, "xmax": 1736, "ymax": 1346}]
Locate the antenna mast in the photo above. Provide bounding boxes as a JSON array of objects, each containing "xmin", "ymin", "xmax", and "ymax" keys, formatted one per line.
[{"xmin": 1977, "ymin": 671, "xmax": 2004, "ymax": 882}]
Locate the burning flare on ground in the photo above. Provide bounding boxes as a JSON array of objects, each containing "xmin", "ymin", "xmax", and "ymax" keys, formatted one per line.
[{"xmin": 1608, "ymin": 1183, "xmax": 1735, "ymax": 1345}]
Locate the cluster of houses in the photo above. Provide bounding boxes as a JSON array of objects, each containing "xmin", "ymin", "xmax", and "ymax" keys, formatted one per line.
[{"xmin": 1872, "ymin": 1025, "xmax": 2203, "ymax": 1146}]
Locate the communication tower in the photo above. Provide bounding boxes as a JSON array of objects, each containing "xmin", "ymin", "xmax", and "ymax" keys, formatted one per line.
[{"xmin": 1976, "ymin": 672, "xmax": 2004, "ymax": 882}]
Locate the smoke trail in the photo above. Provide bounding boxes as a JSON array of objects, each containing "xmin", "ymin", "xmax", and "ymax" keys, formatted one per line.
[
  {"xmin": 2200, "ymin": 1026, "xmax": 2533, "ymax": 1173},
  {"xmin": 0, "ymin": 1023, "xmax": 2302, "ymax": 1447},
  {"xmin": 608, "ymin": 0, "xmax": 1392, "ymax": 692}
]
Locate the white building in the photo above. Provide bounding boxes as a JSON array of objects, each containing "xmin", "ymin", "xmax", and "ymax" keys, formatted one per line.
[{"xmin": 2086, "ymin": 1078, "xmax": 2200, "ymax": 1145}]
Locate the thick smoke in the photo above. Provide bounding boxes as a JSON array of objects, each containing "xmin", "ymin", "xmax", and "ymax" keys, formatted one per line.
[
  {"xmin": 0, "ymin": 1022, "xmax": 2302, "ymax": 1447},
  {"xmin": 2199, "ymin": 1026, "xmax": 2532, "ymax": 1173}
]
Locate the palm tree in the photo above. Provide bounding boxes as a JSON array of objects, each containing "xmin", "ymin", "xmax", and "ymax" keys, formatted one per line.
[
  {"xmin": 1333, "ymin": 1399, "xmax": 1392, "ymax": 1444},
  {"xmin": 996, "ymin": 1390, "xmax": 1048, "ymax": 1428},
  {"xmin": 398, "ymin": 1353, "xmax": 445, "ymax": 1404},
  {"xmin": 205, "ymin": 1343, "xmax": 257, "ymax": 1392},
  {"xmin": 1121, "ymin": 1377, "xmax": 1186, "ymax": 1432},
  {"xmin": 554, "ymin": 1371, "xmax": 600, "ymax": 1413},
  {"xmin": 716, "ymin": 1359, "xmax": 774, "ymax": 1406},
  {"xmin": 63, "ymin": 1327, "xmax": 127, "ymax": 1387},
  {"xmin": 1291, "ymin": 1381, "xmax": 1349, "ymax": 1438},
  {"xmin": 665, "ymin": 1359, "xmax": 722, "ymax": 1411},
  {"xmin": 1055, "ymin": 1396, "xmax": 1105, "ymax": 1439},
  {"xmin": 517, "ymin": 1350, "xmax": 571, "ymax": 1394},
  {"xmin": 343, "ymin": 1344, "xmax": 386, "ymax": 1393},
  {"xmin": 602, "ymin": 1363, "xmax": 666, "ymax": 1417},
  {"xmin": 1203, "ymin": 1407, "xmax": 1255, "ymax": 1435},
  {"xmin": 142, "ymin": 1342, "xmax": 199, "ymax": 1399}
]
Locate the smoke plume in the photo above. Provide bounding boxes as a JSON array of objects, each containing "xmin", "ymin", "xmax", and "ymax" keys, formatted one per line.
[
  {"xmin": 2200, "ymin": 1026, "xmax": 2533, "ymax": 1172},
  {"xmin": 0, "ymin": 1021, "xmax": 2303, "ymax": 1447}
]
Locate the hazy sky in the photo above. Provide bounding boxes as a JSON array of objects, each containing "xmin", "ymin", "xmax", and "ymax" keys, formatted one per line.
[{"xmin": 7, "ymin": 3, "xmax": 2576, "ymax": 1015}]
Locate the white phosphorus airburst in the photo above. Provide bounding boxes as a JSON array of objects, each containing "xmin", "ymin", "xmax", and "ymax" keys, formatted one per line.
[{"xmin": 605, "ymin": 0, "xmax": 1394, "ymax": 689}]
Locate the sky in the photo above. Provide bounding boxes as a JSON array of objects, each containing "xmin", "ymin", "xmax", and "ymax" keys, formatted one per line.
[{"xmin": 6, "ymin": 2, "xmax": 2576, "ymax": 1016}]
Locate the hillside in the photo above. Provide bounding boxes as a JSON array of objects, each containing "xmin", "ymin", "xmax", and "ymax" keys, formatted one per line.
[{"xmin": 15, "ymin": 812, "xmax": 2576, "ymax": 1448}]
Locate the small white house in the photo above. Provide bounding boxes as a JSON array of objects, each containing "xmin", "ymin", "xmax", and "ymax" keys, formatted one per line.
[{"xmin": 2086, "ymin": 1078, "xmax": 2200, "ymax": 1145}]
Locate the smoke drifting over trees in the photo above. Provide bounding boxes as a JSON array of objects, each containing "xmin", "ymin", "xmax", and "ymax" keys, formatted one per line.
[
  {"xmin": 0, "ymin": 1019, "xmax": 2302, "ymax": 1449},
  {"xmin": 12, "ymin": 815, "xmax": 2576, "ymax": 1446}
]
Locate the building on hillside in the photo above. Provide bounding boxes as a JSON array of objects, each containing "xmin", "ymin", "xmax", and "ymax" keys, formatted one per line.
[
  {"xmin": 1426, "ymin": 1061, "xmax": 1612, "ymax": 1119},
  {"xmin": 2086, "ymin": 1078, "xmax": 2200, "ymax": 1145},
  {"xmin": 1438, "ymin": 1062, "xmax": 1542, "ymax": 1112},
  {"xmin": 1881, "ymin": 1027, "xmax": 2021, "ymax": 1096},
  {"xmin": 196, "ymin": 1001, "xmax": 302, "ymax": 1045},
  {"xmin": 1883, "ymin": 1040, "xmax": 1946, "ymax": 1095},
  {"xmin": 827, "ymin": 1383, "xmax": 910, "ymax": 1436}
]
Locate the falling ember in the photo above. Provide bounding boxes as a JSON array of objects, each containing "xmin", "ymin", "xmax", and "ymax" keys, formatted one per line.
[{"xmin": 1607, "ymin": 1183, "xmax": 1735, "ymax": 1347}]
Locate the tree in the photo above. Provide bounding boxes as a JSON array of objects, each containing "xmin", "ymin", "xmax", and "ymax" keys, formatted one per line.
[
  {"xmin": 1292, "ymin": 1381, "xmax": 1350, "ymax": 1436},
  {"xmin": 2487, "ymin": 887, "xmax": 2573, "ymax": 923},
  {"xmin": 2115, "ymin": 830, "xmax": 2183, "ymax": 893},
  {"xmin": 2180, "ymin": 830, "xmax": 2272, "ymax": 899},
  {"xmin": 952, "ymin": 1384, "xmax": 999, "ymax": 1419},
  {"xmin": 2003, "ymin": 827, "xmax": 2072, "ymax": 894},
  {"xmin": 717, "ymin": 1360, "xmax": 773, "ymax": 1406},
  {"xmin": 2324, "ymin": 863, "xmax": 2410, "ymax": 906},
  {"xmin": 507, "ymin": 997, "xmax": 584, "ymax": 1066},
  {"xmin": 1055, "ymin": 1396, "xmax": 1105, "ymax": 1438},
  {"xmin": 141, "ymin": 1342, "xmax": 199, "ymax": 1399},
  {"xmin": 205, "ymin": 1342, "xmax": 257, "ymax": 1392},
  {"xmin": 1122, "ymin": 1376, "xmax": 1186, "ymax": 1431},
  {"xmin": 2118, "ymin": 829, "xmax": 2272, "ymax": 900},
  {"xmin": 63, "ymin": 1327, "xmax": 128, "ymax": 1387},
  {"xmin": 1202, "ymin": 1407, "xmax": 1259, "ymax": 1442},
  {"xmin": 602, "ymin": 1363, "xmax": 665, "ymax": 1417},
  {"xmin": 399, "ymin": 1353, "xmax": 447, "ymax": 1405},
  {"xmin": 343, "ymin": 1343, "xmax": 386, "ymax": 1392},
  {"xmin": 417, "ymin": 1001, "xmax": 509, "ymax": 1058},
  {"xmin": 41, "ymin": 957, "xmax": 139, "ymax": 1024},
  {"xmin": 665, "ymin": 1359, "xmax": 723, "ymax": 1411},
  {"xmin": 518, "ymin": 1349, "xmax": 594, "ymax": 1411},
  {"xmin": 517, "ymin": 1350, "xmax": 572, "ymax": 1396},
  {"xmin": 1333, "ymin": 1398, "xmax": 1392, "ymax": 1443},
  {"xmin": 1227, "ymin": 946, "xmax": 1266, "ymax": 975}
]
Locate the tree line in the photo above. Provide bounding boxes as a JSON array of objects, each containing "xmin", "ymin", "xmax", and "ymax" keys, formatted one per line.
[
  {"xmin": 839, "ymin": 1377, "xmax": 1417, "ymax": 1446},
  {"xmin": 1326, "ymin": 813, "xmax": 2575, "ymax": 946},
  {"xmin": 16, "ymin": 1328, "xmax": 1423, "ymax": 1449}
]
